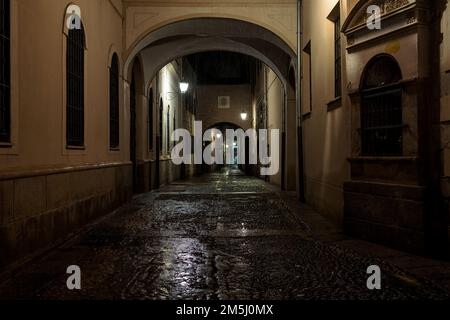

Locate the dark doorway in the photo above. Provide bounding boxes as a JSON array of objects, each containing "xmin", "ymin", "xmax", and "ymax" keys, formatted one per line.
[
  {"xmin": 130, "ymin": 73, "xmax": 137, "ymax": 193},
  {"xmin": 148, "ymin": 88, "xmax": 154, "ymax": 151},
  {"xmin": 148, "ymin": 88, "xmax": 154, "ymax": 190},
  {"xmin": 289, "ymin": 66, "xmax": 305, "ymax": 202},
  {"xmin": 156, "ymin": 98, "xmax": 163, "ymax": 188}
]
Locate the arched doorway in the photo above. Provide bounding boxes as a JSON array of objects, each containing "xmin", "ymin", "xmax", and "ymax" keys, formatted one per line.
[
  {"xmin": 205, "ymin": 122, "xmax": 245, "ymax": 172},
  {"xmin": 124, "ymin": 17, "xmax": 300, "ymax": 196},
  {"xmin": 124, "ymin": 18, "xmax": 295, "ymax": 90}
]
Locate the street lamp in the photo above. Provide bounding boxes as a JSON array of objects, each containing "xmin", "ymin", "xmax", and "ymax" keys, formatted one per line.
[
  {"xmin": 240, "ymin": 112, "xmax": 248, "ymax": 121},
  {"xmin": 179, "ymin": 82, "xmax": 189, "ymax": 93}
]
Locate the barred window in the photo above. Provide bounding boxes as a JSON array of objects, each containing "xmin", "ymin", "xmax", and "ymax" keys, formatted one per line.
[
  {"xmin": 66, "ymin": 22, "xmax": 85, "ymax": 147},
  {"xmin": 109, "ymin": 53, "xmax": 119, "ymax": 149},
  {"xmin": 361, "ymin": 55, "xmax": 403, "ymax": 156},
  {"xmin": 0, "ymin": 0, "xmax": 10, "ymax": 143},
  {"xmin": 334, "ymin": 17, "xmax": 342, "ymax": 98}
]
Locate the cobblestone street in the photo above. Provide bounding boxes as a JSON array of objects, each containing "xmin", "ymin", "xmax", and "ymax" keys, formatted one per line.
[{"xmin": 0, "ymin": 168, "xmax": 448, "ymax": 300}]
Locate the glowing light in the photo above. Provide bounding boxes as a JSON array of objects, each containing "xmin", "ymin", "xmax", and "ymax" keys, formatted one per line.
[
  {"xmin": 179, "ymin": 82, "xmax": 189, "ymax": 93},
  {"xmin": 240, "ymin": 112, "xmax": 248, "ymax": 121}
]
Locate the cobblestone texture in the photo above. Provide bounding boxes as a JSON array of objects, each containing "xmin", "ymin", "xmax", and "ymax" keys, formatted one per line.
[{"xmin": 0, "ymin": 168, "xmax": 448, "ymax": 300}]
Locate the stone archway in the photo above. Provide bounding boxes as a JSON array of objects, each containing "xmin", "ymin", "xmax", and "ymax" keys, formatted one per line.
[
  {"xmin": 123, "ymin": 17, "xmax": 297, "ymax": 88},
  {"xmin": 123, "ymin": 15, "xmax": 300, "ymax": 196},
  {"xmin": 123, "ymin": 2, "xmax": 298, "ymax": 57}
]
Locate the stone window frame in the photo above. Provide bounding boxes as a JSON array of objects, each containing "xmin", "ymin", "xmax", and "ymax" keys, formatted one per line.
[{"xmin": 0, "ymin": 0, "xmax": 11, "ymax": 145}]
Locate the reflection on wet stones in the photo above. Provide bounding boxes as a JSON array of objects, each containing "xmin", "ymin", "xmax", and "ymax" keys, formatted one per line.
[{"xmin": 0, "ymin": 168, "xmax": 448, "ymax": 300}]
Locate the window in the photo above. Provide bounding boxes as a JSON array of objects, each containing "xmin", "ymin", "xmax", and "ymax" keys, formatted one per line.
[
  {"xmin": 328, "ymin": 2, "xmax": 341, "ymax": 98},
  {"xmin": 218, "ymin": 96, "xmax": 230, "ymax": 109},
  {"xmin": 66, "ymin": 21, "xmax": 85, "ymax": 147},
  {"xmin": 0, "ymin": 0, "xmax": 10, "ymax": 143},
  {"xmin": 334, "ymin": 16, "xmax": 341, "ymax": 97},
  {"xmin": 361, "ymin": 55, "xmax": 403, "ymax": 156},
  {"xmin": 148, "ymin": 88, "xmax": 153, "ymax": 150},
  {"xmin": 109, "ymin": 53, "xmax": 119, "ymax": 149}
]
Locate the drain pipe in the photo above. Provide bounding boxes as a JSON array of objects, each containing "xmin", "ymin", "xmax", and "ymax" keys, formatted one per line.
[{"xmin": 297, "ymin": 0, "xmax": 306, "ymax": 202}]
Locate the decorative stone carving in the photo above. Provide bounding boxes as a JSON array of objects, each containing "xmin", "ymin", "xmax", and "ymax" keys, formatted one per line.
[
  {"xmin": 347, "ymin": 36, "xmax": 355, "ymax": 46},
  {"xmin": 347, "ymin": 0, "xmax": 412, "ymax": 30},
  {"xmin": 385, "ymin": 0, "xmax": 410, "ymax": 12},
  {"xmin": 406, "ymin": 13, "xmax": 417, "ymax": 24},
  {"xmin": 342, "ymin": 0, "xmax": 418, "ymax": 51}
]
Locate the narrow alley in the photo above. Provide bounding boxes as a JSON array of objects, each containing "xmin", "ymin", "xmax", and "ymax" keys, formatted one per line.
[
  {"xmin": 3, "ymin": 0, "xmax": 450, "ymax": 308},
  {"xmin": 0, "ymin": 168, "xmax": 447, "ymax": 300}
]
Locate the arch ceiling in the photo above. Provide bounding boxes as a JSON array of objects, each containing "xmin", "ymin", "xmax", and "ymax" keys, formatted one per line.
[
  {"xmin": 124, "ymin": 18, "xmax": 297, "ymax": 87},
  {"xmin": 123, "ymin": 1, "xmax": 298, "ymax": 53}
]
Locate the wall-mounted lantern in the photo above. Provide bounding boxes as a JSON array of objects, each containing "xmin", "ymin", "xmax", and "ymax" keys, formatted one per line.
[{"xmin": 179, "ymin": 82, "xmax": 189, "ymax": 93}]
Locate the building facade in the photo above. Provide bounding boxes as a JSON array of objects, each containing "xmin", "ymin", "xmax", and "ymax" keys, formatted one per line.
[{"xmin": 301, "ymin": 0, "xmax": 449, "ymax": 256}]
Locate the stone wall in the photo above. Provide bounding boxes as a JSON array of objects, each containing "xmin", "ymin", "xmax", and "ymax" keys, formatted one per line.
[
  {"xmin": 0, "ymin": 164, "xmax": 133, "ymax": 270},
  {"xmin": 0, "ymin": 0, "xmax": 131, "ymax": 271},
  {"xmin": 301, "ymin": 0, "xmax": 349, "ymax": 223},
  {"xmin": 344, "ymin": 181, "xmax": 426, "ymax": 254},
  {"xmin": 340, "ymin": 0, "xmax": 445, "ymax": 255}
]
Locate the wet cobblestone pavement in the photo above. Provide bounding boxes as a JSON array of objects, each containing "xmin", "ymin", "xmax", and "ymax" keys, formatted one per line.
[{"xmin": 0, "ymin": 168, "xmax": 448, "ymax": 300}]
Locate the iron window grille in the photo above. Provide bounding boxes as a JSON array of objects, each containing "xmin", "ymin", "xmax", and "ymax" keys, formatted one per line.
[
  {"xmin": 109, "ymin": 53, "xmax": 120, "ymax": 149},
  {"xmin": 334, "ymin": 17, "xmax": 342, "ymax": 98},
  {"xmin": 66, "ymin": 23, "xmax": 85, "ymax": 147},
  {"xmin": 360, "ymin": 56, "xmax": 403, "ymax": 156},
  {"xmin": 0, "ymin": 0, "xmax": 11, "ymax": 143}
]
